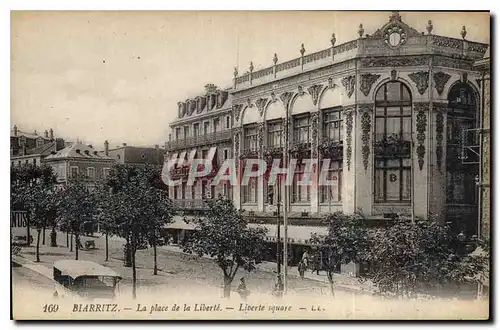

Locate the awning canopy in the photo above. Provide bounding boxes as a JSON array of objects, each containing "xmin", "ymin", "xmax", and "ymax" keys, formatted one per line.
[{"xmin": 248, "ymin": 223, "xmax": 327, "ymax": 245}]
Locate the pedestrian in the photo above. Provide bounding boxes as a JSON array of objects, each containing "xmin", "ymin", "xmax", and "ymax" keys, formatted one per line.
[
  {"xmin": 301, "ymin": 249, "xmax": 309, "ymax": 269},
  {"xmin": 298, "ymin": 260, "xmax": 305, "ymax": 280},
  {"xmin": 237, "ymin": 277, "xmax": 249, "ymax": 300}
]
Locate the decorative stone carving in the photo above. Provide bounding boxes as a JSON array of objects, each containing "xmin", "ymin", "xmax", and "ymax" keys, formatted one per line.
[
  {"xmin": 433, "ymin": 72, "xmax": 451, "ymax": 95},
  {"xmin": 344, "ymin": 107, "xmax": 354, "ymax": 171},
  {"xmin": 297, "ymin": 85, "xmax": 305, "ymax": 96},
  {"xmin": 273, "ymin": 53, "xmax": 278, "ymax": 65},
  {"xmin": 360, "ymin": 56, "xmax": 429, "ymax": 68},
  {"xmin": 328, "ymin": 77, "xmax": 334, "ymax": 89},
  {"xmin": 433, "ymin": 102, "xmax": 447, "ymax": 172},
  {"xmin": 307, "ymin": 84, "xmax": 323, "ymax": 106},
  {"xmin": 234, "ymin": 67, "xmax": 238, "ymax": 77},
  {"xmin": 426, "ymin": 20, "xmax": 433, "ymax": 35},
  {"xmin": 270, "ymin": 92, "xmax": 277, "ymax": 103},
  {"xmin": 341, "ymin": 75, "xmax": 355, "ymax": 98},
  {"xmin": 476, "ymin": 79, "xmax": 482, "ymax": 89},
  {"xmin": 233, "ymin": 127, "xmax": 241, "ymax": 171},
  {"xmin": 300, "ymin": 44, "xmax": 305, "ymax": 56},
  {"xmin": 408, "ymin": 71, "xmax": 430, "ymax": 95},
  {"xmin": 414, "ymin": 102, "xmax": 429, "ymax": 171},
  {"xmin": 279, "ymin": 92, "xmax": 294, "ymax": 110},
  {"xmin": 391, "ymin": 70, "xmax": 397, "ymax": 81},
  {"xmin": 257, "ymin": 122, "xmax": 265, "ymax": 156},
  {"xmin": 319, "ymin": 141, "xmax": 343, "ymax": 160},
  {"xmin": 246, "ymin": 98, "xmax": 254, "ymax": 109},
  {"xmin": 431, "ymin": 35, "xmax": 462, "ymax": 49},
  {"xmin": 358, "ymin": 24, "xmax": 364, "ymax": 38},
  {"xmin": 311, "ymin": 112, "xmax": 319, "ymax": 158},
  {"xmin": 433, "ymin": 56, "xmax": 473, "ymax": 70},
  {"xmin": 330, "ymin": 33, "xmax": 336, "ymax": 46},
  {"xmin": 461, "ymin": 26, "xmax": 467, "ymax": 40},
  {"xmin": 359, "ymin": 104, "xmax": 373, "ymax": 171},
  {"xmin": 462, "ymin": 72, "xmax": 468, "ymax": 84},
  {"xmin": 233, "ymin": 104, "xmax": 244, "ymax": 122},
  {"xmin": 360, "ymin": 74, "xmax": 381, "ymax": 97},
  {"xmin": 255, "ymin": 98, "xmax": 268, "ymax": 117}
]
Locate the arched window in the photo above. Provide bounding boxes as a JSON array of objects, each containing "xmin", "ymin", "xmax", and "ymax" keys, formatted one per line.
[
  {"xmin": 374, "ymin": 81, "xmax": 412, "ymax": 202},
  {"xmin": 446, "ymin": 83, "xmax": 478, "ymax": 205}
]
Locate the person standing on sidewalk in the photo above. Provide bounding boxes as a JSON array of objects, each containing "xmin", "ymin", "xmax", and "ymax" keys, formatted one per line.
[
  {"xmin": 298, "ymin": 260, "xmax": 306, "ymax": 280},
  {"xmin": 237, "ymin": 277, "xmax": 249, "ymax": 300}
]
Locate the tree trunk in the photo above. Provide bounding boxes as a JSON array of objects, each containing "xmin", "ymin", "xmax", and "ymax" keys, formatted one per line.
[
  {"xmin": 153, "ymin": 243, "xmax": 158, "ymax": 275},
  {"xmin": 42, "ymin": 226, "xmax": 46, "ymax": 245},
  {"xmin": 223, "ymin": 275, "xmax": 232, "ymax": 298},
  {"xmin": 75, "ymin": 234, "xmax": 79, "ymax": 260},
  {"xmin": 50, "ymin": 227, "xmax": 57, "ymax": 247},
  {"xmin": 35, "ymin": 229, "xmax": 41, "ymax": 262},
  {"xmin": 105, "ymin": 233, "xmax": 109, "ymax": 262},
  {"xmin": 66, "ymin": 230, "xmax": 69, "ymax": 247},
  {"xmin": 132, "ymin": 245, "xmax": 137, "ymax": 300},
  {"xmin": 123, "ymin": 239, "xmax": 132, "ymax": 267},
  {"xmin": 327, "ymin": 271, "xmax": 335, "ymax": 297},
  {"xmin": 70, "ymin": 232, "xmax": 73, "ymax": 252}
]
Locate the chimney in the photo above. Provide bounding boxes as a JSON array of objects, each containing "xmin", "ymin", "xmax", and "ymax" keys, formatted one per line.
[
  {"xmin": 34, "ymin": 130, "xmax": 37, "ymax": 135},
  {"xmin": 49, "ymin": 128, "xmax": 54, "ymax": 140},
  {"xmin": 55, "ymin": 138, "xmax": 65, "ymax": 151},
  {"xmin": 44, "ymin": 130, "xmax": 48, "ymax": 138},
  {"xmin": 122, "ymin": 143, "xmax": 127, "ymax": 147},
  {"xmin": 104, "ymin": 140, "xmax": 109, "ymax": 156},
  {"xmin": 13, "ymin": 125, "xmax": 18, "ymax": 136}
]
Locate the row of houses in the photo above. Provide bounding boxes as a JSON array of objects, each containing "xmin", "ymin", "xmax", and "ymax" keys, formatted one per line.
[{"xmin": 10, "ymin": 126, "xmax": 165, "ymax": 186}]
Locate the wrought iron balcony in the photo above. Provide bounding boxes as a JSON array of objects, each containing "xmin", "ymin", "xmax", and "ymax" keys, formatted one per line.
[
  {"xmin": 166, "ymin": 130, "xmax": 232, "ymax": 151},
  {"xmin": 374, "ymin": 133, "xmax": 411, "ymax": 158},
  {"xmin": 319, "ymin": 139, "xmax": 343, "ymax": 160}
]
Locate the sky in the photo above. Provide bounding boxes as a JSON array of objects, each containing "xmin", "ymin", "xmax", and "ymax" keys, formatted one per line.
[{"xmin": 10, "ymin": 11, "xmax": 490, "ymax": 150}]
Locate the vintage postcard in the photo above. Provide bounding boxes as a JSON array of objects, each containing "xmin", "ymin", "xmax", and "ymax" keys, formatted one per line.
[{"xmin": 10, "ymin": 10, "xmax": 490, "ymax": 320}]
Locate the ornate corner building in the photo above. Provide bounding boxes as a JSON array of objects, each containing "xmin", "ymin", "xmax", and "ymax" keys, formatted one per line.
[{"xmin": 165, "ymin": 12, "xmax": 489, "ymax": 254}]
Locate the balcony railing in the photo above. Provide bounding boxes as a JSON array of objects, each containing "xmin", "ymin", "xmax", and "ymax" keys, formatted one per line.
[
  {"xmin": 167, "ymin": 130, "xmax": 232, "ymax": 150},
  {"xmin": 374, "ymin": 133, "xmax": 411, "ymax": 158}
]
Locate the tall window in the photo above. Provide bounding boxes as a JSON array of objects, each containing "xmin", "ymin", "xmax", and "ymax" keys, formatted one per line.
[
  {"xmin": 181, "ymin": 182, "xmax": 186, "ymax": 199},
  {"xmin": 374, "ymin": 81, "xmax": 412, "ymax": 202},
  {"xmin": 175, "ymin": 127, "xmax": 181, "ymax": 140},
  {"xmin": 292, "ymin": 163, "xmax": 311, "ymax": 203},
  {"xmin": 70, "ymin": 166, "xmax": 79, "ymax": 179},
  {"xmin": 193, "ymin": 123, "xmax": 200, "ymax": 137},
  {"xmin": 184, "ymin": 126, "xmax": 190, "ymax": 139},
  {"xmin": 242, "ymin": 177, "xmax": 258, "ymax": 203},
  {"xmin": 103, "ymin": 168, "xmax": 111, "ymax": 179},
  {"xmin": 214, "ymin": 118, "xmax": 220, "ymax": 133},
  {"xmin": 226, "ymin": 116, "xmax": 231, "ymax": 129},
  {"xmin": 446, "ymin": 83, "xmax": 478, "ymax": 204},
  {"xmin": 320, "ymin": 160, "xmax": 342, "ymax": 203},
  {"xmin": 86, "ymin": 167, "xmax": 95, "ymax": 179},
  {"xmin": 293, "ymin": 115, "xmax": 310, "ymax": 143},
  {"xmin": 191, "ymin": 183, "xmax": 196, "ymax": 199},
  {"xmin": 244, "ymin": 125, "xmax": 258, "ymax": 151},
  {"xmin": 267, "ymin": 121, "xmax": 283, "ymax": 147},
  {"xmin": 323, "ymin": 109, "xmax": 343, "ymax": 142},
  {"xmin": 203, "ymin": 121, "xmax": 210, "ymax": 135}
]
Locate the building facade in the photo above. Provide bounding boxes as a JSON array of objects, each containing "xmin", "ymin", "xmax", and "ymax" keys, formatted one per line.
[
  {"xmin": 166, "ymin": 13, "xmax": 489, "ymax": 258},
  {"xmin": 473, "ymin": 47, "xmax": 491, "ymax": 242},
  {"xmin": 107, "ymin": 142, "xmax": 165, "ymax": 167},
  {"xmin": 166, "ymin": 83, "xmax": 234, "ymax": 211},
  {"xmin": 10, "ymin": 126, "xmax": 68, "ymax": 167},
  {"xmin": 44, "ymin": 142, "xmax": 115, "ymax": 188}
]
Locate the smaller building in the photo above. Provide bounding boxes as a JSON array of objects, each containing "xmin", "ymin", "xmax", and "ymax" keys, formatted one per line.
[
  {"xmin": 107, "ymin": 141, "xmax": 165, "ymax": 166},
  {"xmin": 11, "ymin": 125, "xmax": 54, "ymax": 156},
  {"xmin": 44, "ymin": 142, "xmax": 115, "ymax": 187}
]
